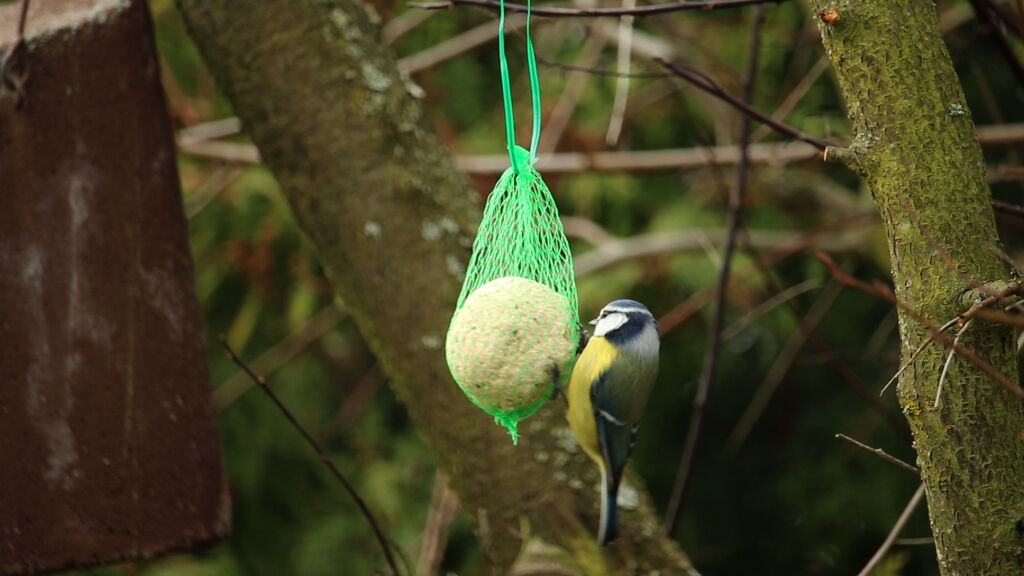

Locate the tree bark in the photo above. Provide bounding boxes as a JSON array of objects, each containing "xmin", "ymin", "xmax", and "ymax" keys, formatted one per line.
[
  {"xmin": 809, "ymin": 1, "xmax": 1024, "ymax": 573},
  {"xmin": 173, "ymin": 0, "xmax": 694, "ymax": 573}
]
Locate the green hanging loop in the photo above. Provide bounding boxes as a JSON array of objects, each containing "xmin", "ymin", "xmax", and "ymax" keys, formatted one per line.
[
  {"xmin": 526, "ymin": 0, "xmax": 542, "ymax": 162},
  {"xmin": 497, "ymin": 0, "xmax": 519, "ymax": 173},
  {"xmin": 497, "ymin": 0, "xmax": 543, "ymax": 170}
]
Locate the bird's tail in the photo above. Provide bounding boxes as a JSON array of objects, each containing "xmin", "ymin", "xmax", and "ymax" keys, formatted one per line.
[{"xmin": 597, "ymin": 465, "xmax": 619, "ymax": 546}]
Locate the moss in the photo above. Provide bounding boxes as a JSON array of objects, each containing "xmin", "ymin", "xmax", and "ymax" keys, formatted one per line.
[{"xmin": 811, "ymin": 1, "xmax": 1024, "ymax": 573}]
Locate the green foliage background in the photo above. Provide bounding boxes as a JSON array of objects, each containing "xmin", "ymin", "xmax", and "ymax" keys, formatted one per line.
[{"xmin": 57, "ymin": 0, "xmax": 1024, "ymax": 574}]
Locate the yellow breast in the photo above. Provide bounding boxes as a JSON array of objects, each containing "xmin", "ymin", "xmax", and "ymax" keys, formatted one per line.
[{"xmin": 566, "ymin": 337, "xmax": 617, "ymax": 467}]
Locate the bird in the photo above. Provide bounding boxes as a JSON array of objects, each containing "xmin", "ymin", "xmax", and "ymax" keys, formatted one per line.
[{"xmin": 566, "ymin": 299, "xmax": 660, "ymax": 546}]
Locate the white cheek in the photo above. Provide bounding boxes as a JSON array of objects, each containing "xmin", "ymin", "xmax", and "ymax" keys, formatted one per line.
[{"xmin": 594, "ymin": 313, "xmax": 628, "ymax": 337}]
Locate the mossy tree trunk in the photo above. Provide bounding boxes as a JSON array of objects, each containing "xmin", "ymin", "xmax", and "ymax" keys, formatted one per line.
[
  {"xmin": 174, "ymin": 0, "xmax": 694, "ymax": 573},
  {"xmin": 809, "ymin": 1, "xmax": 1024, "ymax": 573}
]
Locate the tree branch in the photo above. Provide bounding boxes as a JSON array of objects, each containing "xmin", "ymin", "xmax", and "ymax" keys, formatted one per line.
[{"xmin": 408, "ymin": 0, "xmax": 787, "ymax": 18}]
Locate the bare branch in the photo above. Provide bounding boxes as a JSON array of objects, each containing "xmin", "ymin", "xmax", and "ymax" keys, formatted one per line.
[
  {"xmin": 657, "ymin": 57, "xmax": 833, "ymax": 150},
  {"xmin": 817, "ymin": 252, "xmax": 1024, "ymax": 400},
  {"xmin": 835, "ymin": 433, "xmax": 920, "ymax": 475},
  {"xmin": 935, "ymin": 318, "xmax": 974, "ymax": 408},
  {"xmin": 416, "ymin": 473, "xmax": 460, "ymax": 576},
  {"xmin": 856, "ymin": 484, "xmax": 927, "ymax": 576},
  {"xmin": 880, "ymin": 317, "xmax": 960, "ymax": 396},
  {"xmin": 456, "ymin": 141, "xmax": 820, "ymax": 174},
  {"xmin": 218, "ymin": 336, "xmax": 401, "ymax": 576},
  {"xmin": 408, "ymin": 0, "xmax": 787, "ymax": 19},
  {"xmin": 724, "ymin": 280, "xmax": 841, "ymax": 454},
  {"xmin": 398, "ymin": 14, "xmax": 529, "ymax": 74},
  {"xmin": 665, "ymin": 6, "xmax": 765, "ymax": 533},
  {"xmin": 214, "ymin": 303, "xmax": 348, "ymax": 410}
]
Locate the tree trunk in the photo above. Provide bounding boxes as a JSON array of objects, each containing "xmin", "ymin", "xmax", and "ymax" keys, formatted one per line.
[
  {"xmin": 809, "ymin": 1, "xmax": 1024, "ymax": 573},
  {"xmin": 173, "ymin": 0, "xmax": 694, "ymax": 573}
]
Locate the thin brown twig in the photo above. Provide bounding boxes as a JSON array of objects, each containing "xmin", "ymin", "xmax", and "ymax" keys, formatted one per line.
[
  {"xmin": 408, "ymin": 0, "xmax": 787, "ymax": 18},
  {"xmin": 751, "ymin": 55, "xmax": 830, "ymax": 143},
  {"xmin": 935, "ymin": 318, "xmax": 974, "ymax": 407},
  {"xmin": 536, "ymin": 55, "xmax": 671, "ymax": 78},
  {"xmin": 856, "ymin": 484, "xmax": 927, "ymax": 576},
  {"xmin": 724, "ymin": 280, "xmax": 842, "ymax": 454},
  {"xmin": 880, "ymin": 317, "xmax": 960, "ymax": 396},
  {"xmin": 605, "ymin": 0, "xmax": 637, "ymax": 145},
  {"xmin": 664, "ymin": 5, "xmax": 765, "ymax": 534},
  {"xmin": 416, "ymin": 473, "xmax": 460, "ymax": 576},
  {"xmin": 398, "ymin": 14, "xmax": 528, "ymax": 74},
  {"xmin": 477, "ymin": 508, "xmax": 497, "ymax": 576},
  {"xmin": 748, "ymin": 245, "xmax": 912, "ymax": 436},
  {"xmin": 835, "ymin": 433, "xmax": 920, "ymax": 475},
  {"xmin": 969, "ymin": 306, "xmax": 1024, "ymax": 327},
  {"xmin": 968, "ymin": 0, "xmax": 1024, "ymax": 86},
  {"xmin": 215, "ymin": 304, "xmax": 348, "ymax": 410},
  {"xmin": 992, "ymin": 199, "xmax": 1024, "ymax": 219},
  {"xmin": 656, "ymin": 215, "xmax": 876, "ymax": 336},
  {"xmin": 721, "ymin": 278, "xmax": 821, "ymax": 339},
  {"xmin": 218, "ymin": 335, "xmax": 402, "ymax": 576},
  {"xmin": 657, "ymin": 58, "xmax": 833, "ymax": 150},
  {"xmin": 817, "ymin": 252, "xmax": 1024, "ymax": 399},
  {"xmin": 537, "ymin": 31, "xmax": 608, "ymax": 153}
]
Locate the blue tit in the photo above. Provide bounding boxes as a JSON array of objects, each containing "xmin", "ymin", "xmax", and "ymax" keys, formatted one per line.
[{"xmin": 567, "ymin": 299, "xmax": 659, "ymax": 546}]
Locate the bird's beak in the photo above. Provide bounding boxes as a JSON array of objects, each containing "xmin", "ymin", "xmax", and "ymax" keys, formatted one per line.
[{"xmin": 589, "ymin": 318, "xmax": 599, "ymax": 326}]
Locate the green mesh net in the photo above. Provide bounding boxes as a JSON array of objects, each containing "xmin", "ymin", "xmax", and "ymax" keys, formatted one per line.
[
  {"xmin": 446, "ymin": 148, "xmax": 579, "ymax": 442},
  {"xmin": 445, "ymin": 0, "xmax": 579, "ymax": 442}
]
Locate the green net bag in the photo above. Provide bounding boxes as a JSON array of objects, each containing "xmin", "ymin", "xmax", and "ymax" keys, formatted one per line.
[{"xmin": 445, "ymin": 3, "xmax": 579, "ymax": 443}]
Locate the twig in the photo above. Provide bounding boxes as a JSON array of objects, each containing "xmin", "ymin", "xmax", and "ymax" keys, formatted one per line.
[
  {"xmin": 177, "ymin": 117, "xmax": 243, "ymax": 145},
  {"xmin": 215, "ymin": 303, "xmax": 348, "ymax": 410},
  {"xmin": 753, "ymin": 54, "xmax": 831, "ymax": 142},
  {"xmin": 894, "ymin": 537, "xmax": 934, "ymax": 546},
  {"xmin": 383, "ymin": 8, "xmax": 437, "ymax": 43},
  {"xmin": 408, "ymin": 0, "xmax": 787, "ymax": 18},
  {"xmin": 605, "ymin": 0, "xmax": 636, "ymax": 145},
  {"xmin": 178, "ymin": 139, "xmax": 261, "ymax": 164},
  {"xmin": 537, "ymin": 31, "xmax": 608, "ymax": 153},
  {"xmin": 218, "ymin": 335, "xmax": 401, "ymax": 575},
  {"xmin": 724, "ymin": 280, "xmax": 841, "ymax": 454},
  {"xmin": 416, "ymin": 473, "xmax": 460, "ymax": 576},
  {"xmin": 185, "ymin": 165, "xmax": 243, "ymax": 219},
  {"xmin": 935, "ymin": 318, "xmax": 974, "ymax": 408},
  {"xmin": 751, "ymin": 54, "xmax": 830, "ymax": 143},
  {"xmin": 656, "ymin": 216, "xmax": 876, "ymax": 336},
  {"xmin": 321, "ymin": 364, "xmax": 386, "ymax": 437},
  {"xmin": 664, "ymin": 6, "xmax": 765, "ymax": 534},
  {"xmin": 722, "ymin": 278, "xmax": 821, "ymax": 339},
  {"xmin": 572, "ymin": 225, "xmax": 869, "ymax": 277},
  {"xmin": 817, "ymin": 252, "xmax": 1024, "ymax": 399},
  {"xmin": 537, "ymin": 55, "xmax": 671, "ymax": 78},
  {"xmin": 856, "ymin": 484, "xmax": 926, "ymax": 576},
  {"xmin": 880, "ymin": 317, "xmax": 960, "ymax": 396},
  {"xmin": 398, "ymin": 14, "xmax": 529, "ymax": 74},
  {"xmin": 992, "ymin": 199, "xmax": 1024, "ymax": 219},
  {"xmin": 477, "ymin": 508, "xmax": 497, "ymax": 576},
  {"xmin": 835, "ymin": 433, "xmax": 920, "ymax": 475},
  {"xmin": 967, "ymin": 0, "xmax": 1024, "ymax": 86},
  {"xmin": 657, "ymin": 58, "xmax": 833, "ymax": 150},
  {"xmin": 455, "ymin": 140, "xmax": 820, "ymax": 174},
  {"xmin": 176, "ymin": 124, "xmax": 1024, "ymax": 169}
]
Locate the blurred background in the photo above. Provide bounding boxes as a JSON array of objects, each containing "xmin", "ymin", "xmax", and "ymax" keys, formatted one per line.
[{"xmin": 50, "ymin": 0, "xmax": 1024, "ymax": 574}]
